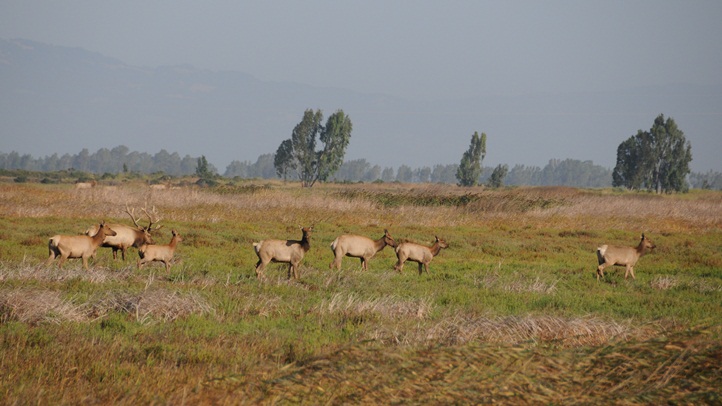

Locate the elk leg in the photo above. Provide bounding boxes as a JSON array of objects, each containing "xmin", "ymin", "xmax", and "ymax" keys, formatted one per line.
[{"xmin": 628, "ymin": 266, "xmax": 636, "ymax": 280}]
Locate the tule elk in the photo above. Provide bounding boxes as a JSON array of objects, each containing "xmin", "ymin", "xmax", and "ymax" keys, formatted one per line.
[
  {"xmin": 137, "ymin": 229, "xmax": 182, "ymax": 273},
  {"xmin": 253, "ymin": 226, "xmax": 313, "ymax": 280},
  {"xmin": 85, "ymin": 205, "xmax": 160, "ymax": 260},
  {"xmin": 596, "ymin": 234, "xmax": 656, "ymax": 282},
  {"xmin": 47, "ymin": 221, "xmax": 117, "ymax": 270},
  {"xmin": 394, "ymin": 236, "xmax": 448, "ymax": 275},
  {"xmin": 329, "ymin": 229, "xmax": 396, "ymax": 271}
]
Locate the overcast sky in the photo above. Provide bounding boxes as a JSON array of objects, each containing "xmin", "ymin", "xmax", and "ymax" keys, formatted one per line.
[
  {"xmin": 1, "ymin": 1, "xmax": 721, "ymax": 172},
  {"xmin": 2, "ymin": 1, "xmax": 721, "ymax": 100}
]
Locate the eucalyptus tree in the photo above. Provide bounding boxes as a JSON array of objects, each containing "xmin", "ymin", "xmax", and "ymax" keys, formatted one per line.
[
  {"xmin": 274, "ymin": 109, "xmax": 352, "ymax": 187},
  {"xmin": 613, "ymin": 114, "xmax": 692, "ymax": 193}
]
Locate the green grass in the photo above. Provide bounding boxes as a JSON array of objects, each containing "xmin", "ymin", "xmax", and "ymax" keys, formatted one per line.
[{"xmin": 1, "ymin": 181, "xmax": 721, "ymax": 403}]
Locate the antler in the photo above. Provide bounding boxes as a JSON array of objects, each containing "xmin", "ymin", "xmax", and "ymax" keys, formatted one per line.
[
  {"xmin": 125, "ymin": 204, "xmax": 144, "ymax": 229},
  {"xmin": 141, "ymin": 206, "xmax": 163, "ymax": 231}
]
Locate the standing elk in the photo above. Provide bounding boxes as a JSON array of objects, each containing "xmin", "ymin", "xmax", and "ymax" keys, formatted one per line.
[
  {"xmin": 329, "ymin": 229, "xmax": 396, "ymax": 271},
  {"xmin": 253, "ymin": 226, "xmax": 313, "ymax": 280},
  {"xmin": 85, "ymin": 205, "xmax": 161, "ymax": 260},
  {"xmin": 46, "ymin": 221, "xmax": 117, "ymax": 270},
  {"xmin": 394, "ymin": 236, "xmax": 448, "ymax": 275},
  {"xmin": 596, "ymin": 234, "xmax": 656, "ymax": 282},
  {"xmin": 137, "ymin": 229, "xmax": 183, "ymax": 273}
]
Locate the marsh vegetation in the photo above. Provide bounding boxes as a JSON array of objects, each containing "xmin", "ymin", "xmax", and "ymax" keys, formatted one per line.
[{"xmin": 1, "ymin": 180, "xmax": 721, "ymax": 404}]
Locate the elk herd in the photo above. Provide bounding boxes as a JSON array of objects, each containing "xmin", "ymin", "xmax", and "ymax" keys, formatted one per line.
[{"xmin": 44, "ymin": 206, "xmax": 656, "ymax": 282}]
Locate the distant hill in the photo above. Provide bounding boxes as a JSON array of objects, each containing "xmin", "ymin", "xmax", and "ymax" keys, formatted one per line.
[{"xmin": 1, "ymin": 38, "xmax": 720, "ymax": 172}]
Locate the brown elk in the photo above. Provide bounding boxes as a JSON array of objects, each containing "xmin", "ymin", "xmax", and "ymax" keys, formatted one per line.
[
  {"xmin": 85, "ymin": 205, "xmax": 160, "ymax": 260},
  {"xmin": 596, "ymin": 234, "xmax": 656, "ymax": 282},
  {"xmin": 137, "ymin": 229, "xmax": 183, "ymax": 273},
  {"xmin": 394, "ymin": 236, "xmax": 448, "ymax": 275},
  {"xmin": 46, "ymin": 221, "xmax": 117, "ymax": 270},
  {"xmin": 253, "ymin": 226, "xmax": 313, "ymax": 280},
  {"xmin": 329, "ymin": 229, "xmax": 396, "ymax": 271},
  {"xmin": 74, "ymin": 180, "xmax": 96, "ymax": 189}
]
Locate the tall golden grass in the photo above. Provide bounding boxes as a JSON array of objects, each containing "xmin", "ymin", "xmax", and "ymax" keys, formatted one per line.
[{"xmin": 2, "ymin": 182, "xmax": 720, "ymax": 230}]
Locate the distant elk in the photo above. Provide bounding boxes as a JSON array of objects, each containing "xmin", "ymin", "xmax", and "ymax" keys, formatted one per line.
[
  {"xmin": 137, "ymin": 229, "xmax": 183, "ymax": 273},
  {"xmin": 74, "ymin": 180, "xmax": 96, "ymax": 189},
  {"xmin": 394, "ymin": 236, "xmax": 448, "ymax": 275},
  {"xmin": 329, "ymin": 229, "xmax": 396, "ymax": 271},
  {"xmin": 46, "ymin": 221, "xmax": 117, "ymax": 270},
  {"xmin": 596, "ymin": 234, "xmax": 656, "ymax": 282},
  {"xmin": 253, "ymin": 226, "xmax": 313, "ymax": 280},
  {"xmin": 85, "ymin": 205, "xmax": 161, "ymax": 260}
]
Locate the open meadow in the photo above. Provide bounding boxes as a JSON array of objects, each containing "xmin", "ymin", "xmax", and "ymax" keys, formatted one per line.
[{"xmin": 1, "ymin": 180, "xmax": 721, "ymax": 404}]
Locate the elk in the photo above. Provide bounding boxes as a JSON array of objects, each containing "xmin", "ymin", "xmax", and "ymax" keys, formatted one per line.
[
  {"xmin": 253, "ymin": 226, "xmax": 313, "ymax": 280},
  {"xmin": 137, "ymin": 229, "xmax": 183, "ymax": 273},
  {"xmin": 46, "ymin": 221, "xmax": 117, "ymax": 270},
  {"xmin": 394, "ymin": 236, "xmax": 448, "ymax": 275},
  {"xmin": 85, "ymin": 205, "xmax": 161, "ymax": 260},
  {"xmin": 74, "ymin": 180, "xmax": 96, "ymax": 189},
  {"xmin": 596, "ymin": 234, "xmax": 656, "ymax": 282},
  {"xmin": 329, "ymin": 229, "xmax": 396, "ymax": 271}
]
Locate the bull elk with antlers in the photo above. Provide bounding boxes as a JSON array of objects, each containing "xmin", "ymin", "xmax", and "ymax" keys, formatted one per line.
[
  {"xmin": 47, "ymin": 221, "xmax": 117, "ymax": 270},
  {"xmin": 85, "ymin": 205, "xmax": 161, "ymax": 260}
]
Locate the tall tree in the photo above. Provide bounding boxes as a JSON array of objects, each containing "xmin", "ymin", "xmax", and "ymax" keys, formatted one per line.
[
  {"xmin": 274, "ymin": 109, "xmax": 352, "ymax": 187},
  {"xmin": 613, "ymin": 114, "xmax": 692, "ymax": 193},
  {"xmin": 487, "ymin": 164, "xmax": 509, "ymax": 188},
  {"xmin": 456, "ymin": 131, "xmax": 487, "ymax": 187}
]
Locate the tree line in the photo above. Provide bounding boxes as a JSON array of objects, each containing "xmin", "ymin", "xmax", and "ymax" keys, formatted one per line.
[
  {"xmin": 2, "ymin": 147, "xmax": 719, "ymax": 189},
  {"xmin": 2, "ymin": 112, "xmax": 719, "ymax": 189}
]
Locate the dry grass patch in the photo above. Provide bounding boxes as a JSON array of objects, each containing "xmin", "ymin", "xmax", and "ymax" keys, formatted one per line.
[
  {"xmin": 91, "ymin": 289, "xmax": 214, "ymax": 324},
  {"xmin": 0, "ymin": 287, "xmax": 213, "ymax": 325},
  {"xmin": 0, "ymin": 289, "xmax": 87, "ymax": 324},
  {"xmin": 0, "ymin": 262, "xmax": 133, "ymax": 283},
  {"xmin": 426, "ymin": 314, "xmax": 654, "ymax": 347},
  {"xmin": 474, "ymin": 271, "xmax": 559, "ymax": 294},
  {"xmin": 650, "ymin": 275, "xmax": 679, "ymax": 291},
  {"xmin": 317, "ymin": 293, "xmax": 433, "ymax": 321}
]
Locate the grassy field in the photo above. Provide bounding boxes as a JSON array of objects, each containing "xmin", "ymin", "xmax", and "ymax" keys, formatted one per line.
[{"xmin": 1, "ymin": 180, "xmax": 721, "ymax": 404}]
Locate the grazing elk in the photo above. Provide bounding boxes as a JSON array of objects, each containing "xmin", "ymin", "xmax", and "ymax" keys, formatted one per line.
[
  {"xmin": 85, "ymin": 205, "xmax": 161, "ymax": 260},
  {"xmin": 46, "ymin": 221, "xmax": 117, "ymax": 270},
  {"xmin": 329, "ymin": 229, "xmax": 396, "ymax": 271},
  {"xmin": 253, "ymin": 226, "xmax": 313, "ymax": 280},
  {"xmin": 394, "ymin": 236, "xmax": 448, "ymax": 275},
  {"xmin": 137, "ymin": 229, "xmax": 183, "ymax": 273},
  {"xmin": 596, "ymin": 234, "xmax": 656, "ymax": 282}
]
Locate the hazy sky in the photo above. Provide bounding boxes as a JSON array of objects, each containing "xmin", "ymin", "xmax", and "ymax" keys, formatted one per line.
[
  {"xmin": 2, "ymin": 1, "xmax": 721, "ymax": 100},
  {"xmin": 1, "ymin": 1, "xmax": 721, "ymax": 173}
]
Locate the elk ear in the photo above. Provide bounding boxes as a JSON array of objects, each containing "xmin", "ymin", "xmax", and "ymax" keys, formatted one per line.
[{"xmin": 641, "ymin": 233, "xmax": 646, "ymax": 240}]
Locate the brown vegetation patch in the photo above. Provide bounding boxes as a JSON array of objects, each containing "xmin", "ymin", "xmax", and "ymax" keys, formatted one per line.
[
  {"xmin": 0, "ymin": 289, "xmax": 87, "ymax": 324},
  {"xmin": 245, "ymin": 327, "xmax": 722, "ymax": 405},
  {"xmin": 0, "ymin": 287, "xmax": 213, "ymax": 325}
]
